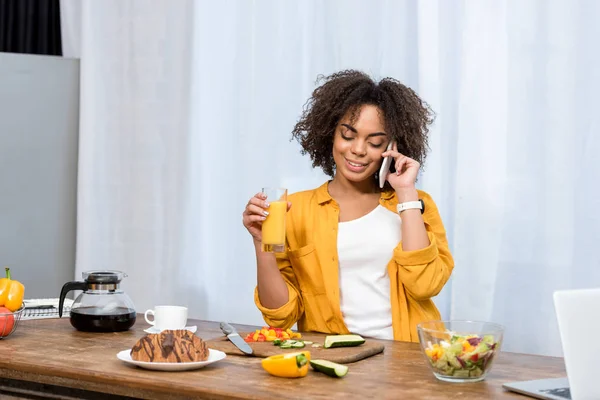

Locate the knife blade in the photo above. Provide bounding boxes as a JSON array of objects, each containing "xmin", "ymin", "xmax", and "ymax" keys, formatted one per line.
[{"xmin": 220, "ymin": 322, "xmax": 254, "ymax": 355}]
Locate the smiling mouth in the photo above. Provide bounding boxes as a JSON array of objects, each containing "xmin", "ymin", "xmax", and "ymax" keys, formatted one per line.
[
  {"xmin": 345, "ymin": 158, "xmax": 369, "ymax": 171},
  {"xmin": 347, "ymin": 160, "xmax": 368, "ymax": 167}
]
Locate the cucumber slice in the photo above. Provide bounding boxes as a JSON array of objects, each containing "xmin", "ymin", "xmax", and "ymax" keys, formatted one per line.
[
  {"xmin": 310, "ymin": 359, "xmax": 349, "ymax": 377},
  {"xmin": 303, "ymin": 341, "xmax": 313, "ymax": 345},
  {"xmin": 276, "ymin": 339, "xmax": 307, "ymax": 349},
  {"xmin": 323, "ymin": 334, "xmax": 365, "ymax": 349}
]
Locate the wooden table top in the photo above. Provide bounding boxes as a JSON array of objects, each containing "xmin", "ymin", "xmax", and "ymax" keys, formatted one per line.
[{"xmin": 0, "ymin": 316, "xmax": 566, "ymax": 399}]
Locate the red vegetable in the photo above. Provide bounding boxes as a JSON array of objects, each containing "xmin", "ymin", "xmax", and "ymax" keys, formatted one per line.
[{"xmin": 0, "ymin": 306, "xmax": 15, "ymax": 337}]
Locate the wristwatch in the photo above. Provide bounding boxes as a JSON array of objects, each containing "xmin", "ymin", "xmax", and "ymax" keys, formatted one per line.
[{"xmin": 397, "ymin": 199, "xmax": 425, "ymax": 214}]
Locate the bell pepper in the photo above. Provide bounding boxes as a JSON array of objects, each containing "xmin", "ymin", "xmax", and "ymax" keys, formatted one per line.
[
  {"xmin": 261, "ymin": 351, "xmax": 310, "ymax": 378},
  {"xmin": 244, "ymin": 326, "xmax": 302, "ymax": 342},
  {"xmin": 0, "ymin": 268, "xmax": 25, "ymax": 312},
  {"xmin": 287, "ymin": 328, "xmax": 302, "ymax": 339}
]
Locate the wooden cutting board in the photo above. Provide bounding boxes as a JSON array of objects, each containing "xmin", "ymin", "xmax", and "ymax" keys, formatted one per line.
[{"xmin": 205, "ymin": 332, "xmax": 385, "ymax": 364}]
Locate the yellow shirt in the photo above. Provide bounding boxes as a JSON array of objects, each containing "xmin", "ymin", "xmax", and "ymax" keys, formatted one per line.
[{"xmin": 253, "ymin": 181, "xmax": 454, "ymax": 342}]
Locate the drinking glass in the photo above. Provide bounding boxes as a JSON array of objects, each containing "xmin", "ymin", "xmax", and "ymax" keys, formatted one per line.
[{"xmin": 261, "ymin": 187, "xmax": 287, "ymax": 253}]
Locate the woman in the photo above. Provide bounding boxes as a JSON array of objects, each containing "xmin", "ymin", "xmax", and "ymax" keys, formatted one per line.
[{"xmin": 242, "ymin": 70, "xmax": 454, "ymax": 342}]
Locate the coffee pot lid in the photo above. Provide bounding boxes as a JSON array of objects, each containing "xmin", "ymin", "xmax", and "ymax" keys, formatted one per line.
[{"xmin": 82, "ymin": 270, "xmax": 127, "ymax": 284}]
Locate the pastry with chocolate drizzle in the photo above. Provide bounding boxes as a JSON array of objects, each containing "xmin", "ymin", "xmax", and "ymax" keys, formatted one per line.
[{"xmin": 130, "ymin": 329, "xmax": 209, "ymax": 363}]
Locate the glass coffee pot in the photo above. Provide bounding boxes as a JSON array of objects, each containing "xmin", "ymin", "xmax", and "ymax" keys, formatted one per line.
[{"xmin": 59, "ymin": 270, "xmax": 136, "ymax": 332}]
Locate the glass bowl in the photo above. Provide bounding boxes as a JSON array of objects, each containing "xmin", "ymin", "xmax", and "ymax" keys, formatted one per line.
[
  {"xmin": 0, "ymin": 304, "xmax": 25, "ymax": 339},
  {"xmin": 417, "ymin": 320, "xmax": 504, "ymax": 383}
]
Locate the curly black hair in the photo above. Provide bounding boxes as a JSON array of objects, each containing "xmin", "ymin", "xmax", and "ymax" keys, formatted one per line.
[{"xmin": 291, "ymin": 70, "xmax": 435, "ymax": 178}]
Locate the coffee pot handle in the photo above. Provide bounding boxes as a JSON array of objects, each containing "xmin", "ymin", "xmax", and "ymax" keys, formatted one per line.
[{"xmin": 59, "ymin": 281, "xmax": 87, "ymax": 317}]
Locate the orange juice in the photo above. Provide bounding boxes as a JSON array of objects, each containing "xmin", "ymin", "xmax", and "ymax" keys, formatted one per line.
[{"xmin": 261, "ymin": 200, "xmax": 287, "ymax": 252}]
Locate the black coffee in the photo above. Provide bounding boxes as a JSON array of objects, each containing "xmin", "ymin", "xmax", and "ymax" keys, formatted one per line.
[{"xmin": 70, "ymin": 307, "xmax": 136, "ymax": 332}]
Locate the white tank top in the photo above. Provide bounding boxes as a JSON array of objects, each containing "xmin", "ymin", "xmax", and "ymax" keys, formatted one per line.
[{"xmin": 337, "ymin": 205, "xmax": 401, "ymax": 340}]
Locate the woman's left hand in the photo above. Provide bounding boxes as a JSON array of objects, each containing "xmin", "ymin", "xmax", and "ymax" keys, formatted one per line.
[{"xmin": 381, "ymin": 142, "xmax": 420, "ymax": 191}]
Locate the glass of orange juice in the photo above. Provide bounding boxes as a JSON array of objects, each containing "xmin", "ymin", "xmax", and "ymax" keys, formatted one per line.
[{"xmin": 261, "ymin": 187, "xmax": 287, "ymax": 253}]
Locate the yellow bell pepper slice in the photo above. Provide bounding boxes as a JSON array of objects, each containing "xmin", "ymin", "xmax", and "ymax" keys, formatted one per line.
[
  {"xmin": 261, "ymin": 351, "xmax": 310, "ymax": 378},
  {"xmin": 0, "ymin": 268, "xmax": 25, "ymax": 312}
]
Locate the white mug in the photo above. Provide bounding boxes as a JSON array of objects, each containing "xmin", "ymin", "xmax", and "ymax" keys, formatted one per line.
[{"xmin": 144, "ymin": 305, "xmax": 188, "ymax": 331}]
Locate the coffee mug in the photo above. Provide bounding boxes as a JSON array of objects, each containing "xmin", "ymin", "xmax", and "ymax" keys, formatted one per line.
[{"xmin": 144, "ymin": 305, "xmax": 188, "ymax": 331}]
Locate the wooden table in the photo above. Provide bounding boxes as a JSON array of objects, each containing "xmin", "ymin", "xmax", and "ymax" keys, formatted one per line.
[{"xmin": 0, "ymin": 316, "xmax": 565, "ymax": 399}]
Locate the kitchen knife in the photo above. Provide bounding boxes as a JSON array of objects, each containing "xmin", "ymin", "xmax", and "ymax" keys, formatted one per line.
[{"xmin": 220, "ymin": 322, "xmax": 254, "ymax": 355}]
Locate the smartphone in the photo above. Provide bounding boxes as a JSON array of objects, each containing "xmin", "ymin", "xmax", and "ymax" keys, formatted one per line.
[{"xmin": 379, "ymin": 140, "xmax": 396, "ymax": 188}]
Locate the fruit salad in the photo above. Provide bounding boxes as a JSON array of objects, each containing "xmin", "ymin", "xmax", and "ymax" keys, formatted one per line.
[
  {"xmin": 424, "ymin": 333, "xmax": 498, "ymax": 378},
  {"xmin": 244, "ymin": 326, "xmax": 302, "ymax": 342}
]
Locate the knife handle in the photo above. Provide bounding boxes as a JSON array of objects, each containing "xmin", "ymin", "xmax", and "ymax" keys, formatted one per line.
[{"xmin": 220, "ymin": 322, "xmax": 234, "ymax": 335}]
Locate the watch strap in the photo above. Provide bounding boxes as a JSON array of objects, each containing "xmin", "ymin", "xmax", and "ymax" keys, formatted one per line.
[{"xmin": 397, "ymin": 199, "xmax": 425, "ymax": 214}]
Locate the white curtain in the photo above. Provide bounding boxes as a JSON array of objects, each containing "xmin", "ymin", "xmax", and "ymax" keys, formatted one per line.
[
  {"xmin": 61, "ymin": 0, "xmax": 600, "ymax": 357},
  {"xmin": 444, "ymin": 0, "xmax": 600, "ymax": 358}
]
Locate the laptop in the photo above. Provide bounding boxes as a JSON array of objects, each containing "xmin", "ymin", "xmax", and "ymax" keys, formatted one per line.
[{"xmin": 503, "ymin": 288, "xmax": 600, "ymax": 400}]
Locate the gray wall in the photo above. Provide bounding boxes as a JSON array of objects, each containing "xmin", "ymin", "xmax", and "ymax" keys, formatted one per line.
[{"xmin": 0, "ymin": 52, "xmax": 79, "ymax": 298}]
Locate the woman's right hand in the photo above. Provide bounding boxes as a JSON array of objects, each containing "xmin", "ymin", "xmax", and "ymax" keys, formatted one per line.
[
  {"xmin": 243, "ymin": 192, "xmax": 269, "ymax": 242},
  {"xmin": 242, "ymin": 192, "xmax": 291, "ymax": 243}
]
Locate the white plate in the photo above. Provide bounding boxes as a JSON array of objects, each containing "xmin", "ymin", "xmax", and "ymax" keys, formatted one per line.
[
  {"xmin": 116, "ymin": 348, "xmax": 226, "ymax": 371},
  {"xmin": 143, "ymin": 325, "xmax": 197, "ymax": 334}
]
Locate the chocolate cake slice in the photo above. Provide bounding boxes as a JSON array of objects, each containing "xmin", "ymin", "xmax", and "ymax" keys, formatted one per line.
[{"xmin": 130, "ymin": 329, "xmax": 209, "ymax": 363}]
